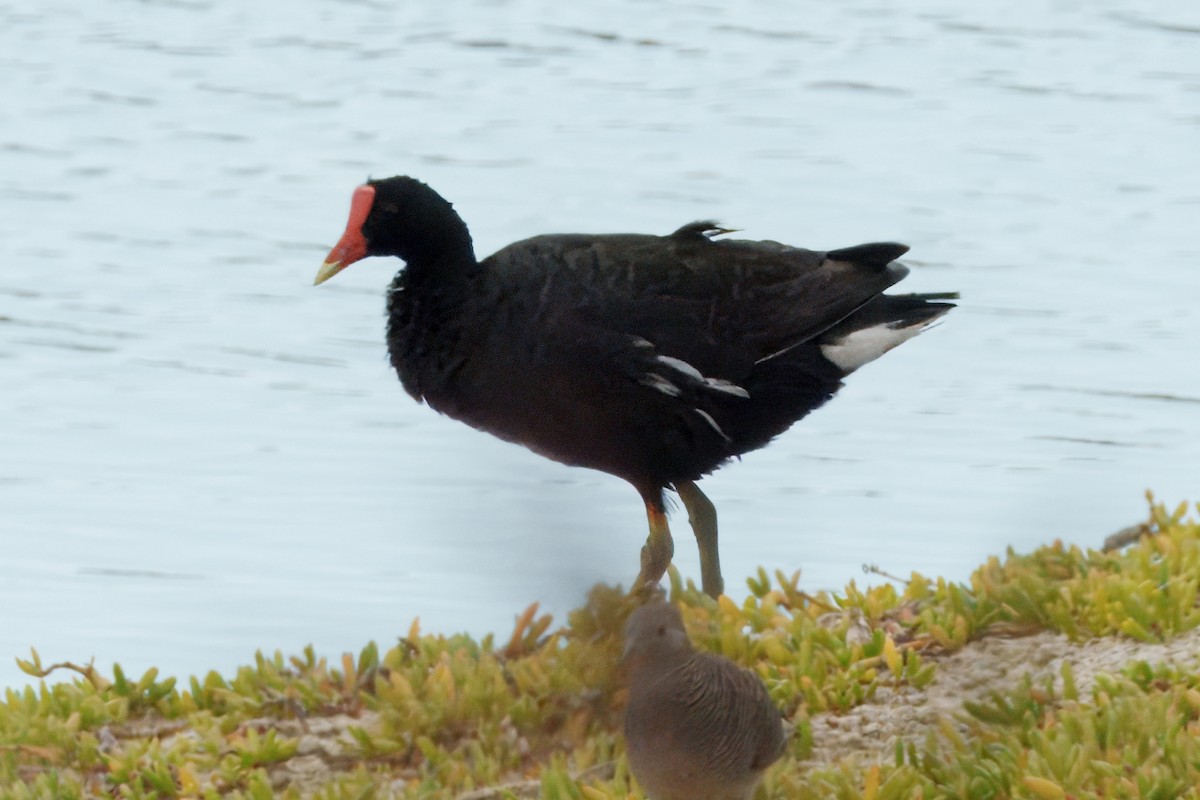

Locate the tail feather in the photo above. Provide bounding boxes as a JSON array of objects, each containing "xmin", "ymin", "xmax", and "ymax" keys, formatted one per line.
[
  {"xmin": 825, "ymin": 242, "xmax": 910, "ymax": 266},
  {"xmin": 817, "ymin": 292, "xmax": 956, "ymax": 373}
]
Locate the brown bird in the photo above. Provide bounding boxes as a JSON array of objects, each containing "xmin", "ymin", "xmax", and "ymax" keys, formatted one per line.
[
  {"xmin": 315, "ymin": 176, "xmax": 954, "ymax": 597},
  {"xmin": 622, "ymin": 601, "xmax": 787, "ymax": 800}
]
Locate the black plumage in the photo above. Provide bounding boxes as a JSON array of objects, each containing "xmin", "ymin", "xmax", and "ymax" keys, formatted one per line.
[{"xmin": 315, "ymin": 176, "xmax": 954, "ymax": 596}]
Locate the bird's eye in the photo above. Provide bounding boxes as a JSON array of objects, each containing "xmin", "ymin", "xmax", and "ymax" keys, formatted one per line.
[{"xmin": 658, "ymin": 626, "xmax": 666, "ymax": 636}]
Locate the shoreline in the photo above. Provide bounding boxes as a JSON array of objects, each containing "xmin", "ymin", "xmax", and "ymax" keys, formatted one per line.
[{"xmin": 4, "ymin": 496, "xmax": 1197, "ymax": 798}]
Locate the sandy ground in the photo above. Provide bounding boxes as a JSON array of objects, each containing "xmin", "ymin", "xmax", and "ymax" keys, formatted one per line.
[{"xmin": 805, "ymin": 624, "xmax": 1200, "ymax": 765}]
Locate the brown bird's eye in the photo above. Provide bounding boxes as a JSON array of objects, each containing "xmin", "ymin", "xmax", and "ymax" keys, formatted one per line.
[{"xmin": 658, "ymin": 626, "xmax": 666, "ymax": 636}]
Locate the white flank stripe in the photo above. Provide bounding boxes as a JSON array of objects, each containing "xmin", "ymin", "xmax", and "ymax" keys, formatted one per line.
[
  {"xmin": 655, "ymin": 355, "xmax": 705, "ymax": 381},
  {"xmin": 640, "ymin": 373, "xmax": 681, "ymax": 397},
  {"xmin": 704, "ymin": 378, "xmax": 750, "ymax": 398},
  {"xmin": 656, "ymin": 355, "xmax": 750, "ymax": 398}
]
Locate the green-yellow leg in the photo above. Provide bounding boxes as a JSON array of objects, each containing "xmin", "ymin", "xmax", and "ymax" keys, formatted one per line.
[
  {"xmin": 634, "ymin": 500, "xmax": 674, "ymax": 594},
  {"xmin": 676, "ymin": 480, "xmax": 724, "ymax": 598}
]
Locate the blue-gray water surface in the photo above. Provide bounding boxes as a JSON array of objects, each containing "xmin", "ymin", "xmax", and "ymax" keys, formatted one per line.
[{"xmin": 2, "ymin": 0, "xmax": 1198, "ymax": 689}]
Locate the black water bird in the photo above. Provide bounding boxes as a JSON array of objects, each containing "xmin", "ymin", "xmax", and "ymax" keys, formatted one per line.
[{"xmin": 315, "ymin": 176, "xmax": 954, "ymax": 597}]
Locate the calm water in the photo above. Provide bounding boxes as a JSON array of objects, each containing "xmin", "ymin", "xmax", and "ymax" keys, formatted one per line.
[{"xmin": 2, "ymin": 0, "xmax": 1198, "ymax": 689}]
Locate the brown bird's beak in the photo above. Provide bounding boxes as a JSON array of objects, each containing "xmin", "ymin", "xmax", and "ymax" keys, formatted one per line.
[{"xmin": 314, "ymin": 184, "xmax": 376, "ymax": 285}]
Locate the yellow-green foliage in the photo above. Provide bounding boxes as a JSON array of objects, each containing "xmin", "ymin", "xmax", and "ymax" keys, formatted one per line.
[
  {"xmin": 773, "ymin": 659, "xmax": 1200, "ymax": 800},
  {"xmin": 1, "ymin": 496, "xmax": 1197, "ymax": 798}
]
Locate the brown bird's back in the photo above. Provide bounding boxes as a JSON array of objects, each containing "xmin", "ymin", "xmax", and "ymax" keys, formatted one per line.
[{"xmin": 623, "ymin": 602, "xmax": 786, "ymax": 800}]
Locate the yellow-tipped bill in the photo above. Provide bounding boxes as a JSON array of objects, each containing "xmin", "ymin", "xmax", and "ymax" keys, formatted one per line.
[
  {"xmin": 313, "ymin": 184, "xmax": 375, "ymax": 286},
  {"xmin": 313, "ymin": 259, "xmax": 347, "ymax": 285}
]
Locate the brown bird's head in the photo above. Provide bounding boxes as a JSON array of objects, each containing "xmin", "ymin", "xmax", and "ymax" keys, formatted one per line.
[{"xmin": 622, "ymin": 601, "xmax": 694, "ymax": 674}]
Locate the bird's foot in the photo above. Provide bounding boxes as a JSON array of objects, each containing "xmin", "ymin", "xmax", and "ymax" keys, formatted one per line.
[{"xmin": 634, "ymin": 540, "xmax": 673, "ymax": 596}]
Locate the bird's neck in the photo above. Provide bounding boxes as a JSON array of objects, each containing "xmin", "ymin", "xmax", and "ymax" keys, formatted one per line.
[
  {"xmin": 630, "ymin": 649, "xmax": 696, "ymax": 686},
  {"xmin": 398, "ymin": 210, "xmax": 479, "ymax": 287}
]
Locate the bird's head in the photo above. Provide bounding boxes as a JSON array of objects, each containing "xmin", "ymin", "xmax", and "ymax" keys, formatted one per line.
[
  {"xmin": 622, "ymin": 601, "xmax": 693, "ymax": 672},
  {"xmin": 314, "ymin": 176, "xmax": 474, "ymax": 285}
]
